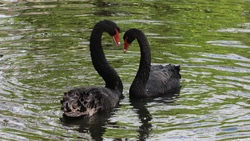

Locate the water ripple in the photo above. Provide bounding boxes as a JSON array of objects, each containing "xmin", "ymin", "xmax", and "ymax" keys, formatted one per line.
[
  {"xmin": 207, "ymin": 40, "xmax": 250, "ymax": 48},
  {"xmin": 0, "ymin": 0, "xmax": 250, "ymax": 141}
]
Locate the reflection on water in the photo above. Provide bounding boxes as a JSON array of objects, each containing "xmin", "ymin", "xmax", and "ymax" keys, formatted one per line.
[
  {"xmin": 61, "ymin": 110, "xmax": 115, "ymax": 140},
  {"xmin": 0, "ymin": 0, "xmax": 250, "ymax": 140}
]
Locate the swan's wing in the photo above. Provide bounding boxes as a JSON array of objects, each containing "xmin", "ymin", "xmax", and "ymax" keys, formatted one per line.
[
  {"xmin": 61, "ymin": 87, "xmax": 120, "ymax": 118},
  {"xmin": 146, "ymin": 64, "xmax": 181, "ymax": 97}
]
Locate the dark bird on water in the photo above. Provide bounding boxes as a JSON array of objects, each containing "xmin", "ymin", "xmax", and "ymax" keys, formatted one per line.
[
  {"xmin": 123, "ymin": 28, "xmax": 181, "ymax": 99},
  {"xmin": 61, "ymin": 20, "xmax": 123, "ymax": 118}
]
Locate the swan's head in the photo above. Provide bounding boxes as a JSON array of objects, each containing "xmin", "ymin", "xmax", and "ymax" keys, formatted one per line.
[
  {"xmin": 102, "ymin": 20, "xmax": 121, "ymax": 46},
  {"xmin": 123, "ymin": 28, "xmax": 138, "ymax": 52}
]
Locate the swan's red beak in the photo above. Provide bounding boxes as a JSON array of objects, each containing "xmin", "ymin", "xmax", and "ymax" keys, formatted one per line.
[
  {"xmin": 112, "ymin": 29, "xmax": 120, "ymax": 46},
  {"xmin": 124, "ymin": 38, "xmax": 130, "ymax": 53}
]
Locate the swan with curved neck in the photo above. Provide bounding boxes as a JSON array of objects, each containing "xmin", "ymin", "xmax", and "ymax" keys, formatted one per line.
[
  {"xmin": 61, "ymin": 20, "xmax": 123, "ymax": 118},
  {"xmin": 123, "ymin": 28, "xmax": 181, "ymax": 98}
]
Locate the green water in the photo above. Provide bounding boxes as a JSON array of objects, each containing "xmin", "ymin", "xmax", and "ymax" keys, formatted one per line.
[{"xmin": 0, "ymin": 0, "xmax": 250, "ymax": 140}]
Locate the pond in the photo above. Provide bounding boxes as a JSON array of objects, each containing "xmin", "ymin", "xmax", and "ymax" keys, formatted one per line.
[{"xmin": 0, "ymin": 0, "xmax": 250, "ymax": 140}]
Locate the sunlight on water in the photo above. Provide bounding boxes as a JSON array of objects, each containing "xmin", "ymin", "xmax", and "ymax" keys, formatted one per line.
[{"xmin": 0, "ymin": 0, "xmax": 250, "ymax": 140}]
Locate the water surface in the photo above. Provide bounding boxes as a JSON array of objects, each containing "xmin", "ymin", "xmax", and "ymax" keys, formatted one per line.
[{"xmin": 0, "ymin": 0, "xmax": 250, "ymax": 140}]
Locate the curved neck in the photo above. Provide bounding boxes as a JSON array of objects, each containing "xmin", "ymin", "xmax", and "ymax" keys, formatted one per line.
[
  {"xmin": 89, "ymin": 24, "xmax": 123, "ymax": 93},
  {"xmin": 130, "ymin": 30, "xmax": 151, "ymax": 97}
]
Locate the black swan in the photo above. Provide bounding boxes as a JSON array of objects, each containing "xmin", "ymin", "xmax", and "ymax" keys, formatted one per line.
[
  {"xmin": 123, "ymin": 28, "xmax": 181, "ymax": 98},
  {"xmin": 61, "ymin": 20, "xmax": 123, "ymax": 118}
]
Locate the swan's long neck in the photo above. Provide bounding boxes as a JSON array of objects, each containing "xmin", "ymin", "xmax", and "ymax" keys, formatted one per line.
[
  {"xmin": 130, "ymin": 30, "xmax": 151, "ymax": 97},
  {"xmin": 90, "ymin": 24, "xmax": 123, "ymax": 94}
]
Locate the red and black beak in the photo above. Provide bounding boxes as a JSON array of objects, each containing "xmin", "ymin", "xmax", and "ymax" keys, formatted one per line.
[
  {"xmin": 112, "ymin": 29, "xmax": 120, "ymax": 46},
  {"xmin": 124, "ymin": 37, "xmax": 130, "ymax": 53}
]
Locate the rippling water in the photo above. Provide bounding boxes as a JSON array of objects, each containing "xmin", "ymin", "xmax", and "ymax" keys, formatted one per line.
[{"xmin": 1, "ymin": 0, "xmax": 250, "ymax": 140}]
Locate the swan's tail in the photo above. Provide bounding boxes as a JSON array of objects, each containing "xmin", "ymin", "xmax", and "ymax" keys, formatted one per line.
[
  {"xmin": 173, "ymin": 65, "xmax": 181, "ymax": 79},
  {"xmin": 60, "ymin": 88, "xmax": 102, "ymax": 118}
]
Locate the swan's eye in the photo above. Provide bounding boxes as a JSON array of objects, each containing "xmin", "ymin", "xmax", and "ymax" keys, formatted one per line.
[
  {"xmin": 115, "ymin": 28, "xmax": 120, "ymax": 33},
  {"xmin": 124, "ymin": 37, "xmax": 128, "ymax": 42}
]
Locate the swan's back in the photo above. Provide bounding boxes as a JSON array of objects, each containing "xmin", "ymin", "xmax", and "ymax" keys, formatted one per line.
[
  {"xmin": 61, "ymin": 87, "xmax": 120, "ymax": 118},
  {"xmin": 145, "ymin": 64, "xmax": 181, "ymax": 97}
]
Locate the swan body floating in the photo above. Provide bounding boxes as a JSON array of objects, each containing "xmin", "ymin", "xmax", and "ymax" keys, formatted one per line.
[
  {"xmin": 123, "ymin": 28, "xmax": 181, "ymax": 98},
  {"xmin": 61, "ymin": 20, "xmax": 123, "ymax": 118}
]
